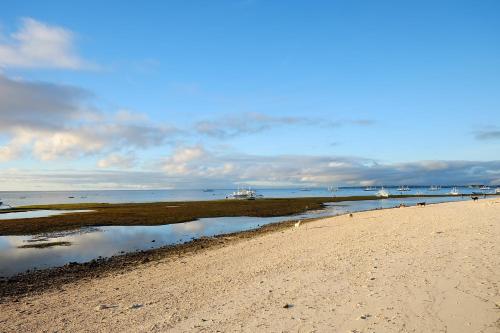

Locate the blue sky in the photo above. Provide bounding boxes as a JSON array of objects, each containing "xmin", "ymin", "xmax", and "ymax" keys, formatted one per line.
[{"xmin": 0, "ymin": 1, "xmax": 499, "ymax": 189}]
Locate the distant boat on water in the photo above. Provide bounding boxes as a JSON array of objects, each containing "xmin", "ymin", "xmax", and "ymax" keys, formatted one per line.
[
  {"xmin": 449, "ymin": 187, "xmax": 460, "ymax": 195},
  {"xmin": 364, "ymin": 186, "xmax": 377, "ymax": 191},
  {"xmin": 299, "ymin": 188, "xmax": 312, "ymax": 192},
  {"xmin": 328, "ymin": 185, "xmax": 338, "ymax": 192},
  {"xmin": 397, "ymin": 185, "xmax": 410, "ymax": 192},
  {"xmin": 376, "ymin": 187, "xmax": 390, "ymax": 198},
  {"xmin": 226, "ymin": 187, "xmax": 259, "ymax": 200},
  {"xmin": 479, "ymin": 185, "xmax": 491, "ymax": 190},
  {"xmin": 429, "ymin": 185, "xmax": 440, "ymax": 191}
]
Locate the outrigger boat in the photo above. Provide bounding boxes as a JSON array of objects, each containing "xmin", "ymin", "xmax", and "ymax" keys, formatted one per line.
[
  {"xmin": 376, "ymin": 187, "xmax": 390, "ymax": 198},
  {"xmin": 328, "ymin": 185, "xmax": 338, "ymax": 192},
  {"xmin": 226, "ymin": 187, "xmax": 259, "ymax": 200}
]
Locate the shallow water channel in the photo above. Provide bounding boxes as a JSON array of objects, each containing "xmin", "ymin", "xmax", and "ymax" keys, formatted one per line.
[{"xmin": 0, "ymin": 196, "xmax": 469, "ymax": 276}]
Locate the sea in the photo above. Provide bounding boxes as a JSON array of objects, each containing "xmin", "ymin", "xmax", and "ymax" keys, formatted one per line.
[{"xmin": 0, "ymin": 186, "xmax": 486, "ymax": 208}]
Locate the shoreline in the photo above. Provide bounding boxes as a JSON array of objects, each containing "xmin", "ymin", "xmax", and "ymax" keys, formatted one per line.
[
  {"xmin": 0, "ymin": 214, "xmax": 317, "ymax": 301},
  {"xmin": 0, "ymin": 195, "xmax": 493, "ymax": 301},
  {"xmin": 1, "ymin": 198, "xmax": 498, "ymax": 332}
]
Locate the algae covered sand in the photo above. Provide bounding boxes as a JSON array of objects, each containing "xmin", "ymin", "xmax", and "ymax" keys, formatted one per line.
[{"xmin": 0, "ymin": 194, "xmax": 461, "ymax": 235}]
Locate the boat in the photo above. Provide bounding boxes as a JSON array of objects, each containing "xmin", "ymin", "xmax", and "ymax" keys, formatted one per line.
[
  {"xmin": 299, "ymin": 188, "xmax": 312, "ymax": 192},
  {"xmin": 376, "ymin": 187, "xmax": 390, "ymax": 198},
  {"xmin": 495, "ymin": 188, "xmax": 500, "ymax": 194},
  {"xmin": 364, "ymin": 186, "xmax": 377, "ymax": 191},
  {"xmin": 328, "ymin": 186, "xmax": 338, "ymax": 192},
  {"xmin": 0, "ymin": 200, "xmax": 11, "ymax": 209},
  {"xmin": 397, "ymin": 185, "xmax": 410, "ymax": 191},
  {"xmin": 479, "ymin": 185, "xmax": 491, "ymax": 190},
  {"xmin": 449, "ymin": 187, "xmax": 460, "ymax": 195},
  {"xmin": 226, "ymin": 187, "xmax": 258, "ymax": 200},
  {"xmin": 429, "ymin": 185, "xmax": 440, "ymax": 191}
]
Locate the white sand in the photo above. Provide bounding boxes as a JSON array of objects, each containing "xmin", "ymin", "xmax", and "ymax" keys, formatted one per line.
[{"xmin": 1, "ymin": 199, "xmax": 499, "ymax": 332}]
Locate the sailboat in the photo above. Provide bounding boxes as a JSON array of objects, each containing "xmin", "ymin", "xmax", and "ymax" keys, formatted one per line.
[{"xmin": 449, "ymin": 187, "xmax": 460, "ymax": 196}]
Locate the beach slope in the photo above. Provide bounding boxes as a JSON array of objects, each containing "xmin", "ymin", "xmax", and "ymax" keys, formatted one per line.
[{"xmin": 1, "ymin": 199, "xmax": 499, "ymax": 332}]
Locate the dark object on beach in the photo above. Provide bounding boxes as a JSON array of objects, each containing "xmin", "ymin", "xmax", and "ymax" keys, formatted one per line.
[
  {"xmin": 471, "ymin": 196, "xmax": 479, "ymax": 201},
  {"xmin": 17, "ymin": 241, "xmax": 71, "ymax": 249},
  {"xmin": 349, "ymin": 213, "xmax": 353, "ymax": 218},
  {"xmin": 283, "ymin": 303, "xmax": 293, "ymax": 309},
  {"xmin": 416, "ymin": 202, "xmax": 426, "ymax": 207}
]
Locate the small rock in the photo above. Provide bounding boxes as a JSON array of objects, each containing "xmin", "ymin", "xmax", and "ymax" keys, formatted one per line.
[{"xmin": 283, "ymin": 303, "xmax": 293, "ymax": 309}]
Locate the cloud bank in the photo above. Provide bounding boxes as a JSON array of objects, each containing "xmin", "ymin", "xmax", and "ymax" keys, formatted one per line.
[{"xmin": 0, "ymin": 74, "xmax": 178, "ymax": 161}]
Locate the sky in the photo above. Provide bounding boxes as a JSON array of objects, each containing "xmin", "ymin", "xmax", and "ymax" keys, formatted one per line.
[{"xmin": 0, "ymin": 0, "xmax": 499, "ymax": 190}]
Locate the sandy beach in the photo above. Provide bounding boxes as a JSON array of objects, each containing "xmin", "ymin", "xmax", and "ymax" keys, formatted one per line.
[{"xmin": 1, "ymin": 198, "xmax": 499, "ymax": 332}]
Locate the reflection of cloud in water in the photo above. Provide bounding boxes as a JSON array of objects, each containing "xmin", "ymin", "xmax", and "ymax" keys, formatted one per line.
[{"xmin": 171, "ymin": 220, "xmax": 205, "ymax": 234}]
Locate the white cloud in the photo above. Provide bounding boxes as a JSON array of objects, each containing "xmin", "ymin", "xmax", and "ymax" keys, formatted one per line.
[
  {"xmin": 0, "ymin": 18, "xmax": 89, "ymax": 69},
  {"xmin": 163, "ymin": 145, "xmax": 207, "ymax": 175},
  {"xmin": 98, "ymin": 153, "xmax": 136, "ymax": 169}
]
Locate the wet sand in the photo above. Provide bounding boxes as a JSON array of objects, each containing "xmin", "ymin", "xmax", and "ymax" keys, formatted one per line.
[{"xmin": 1, "ymin": 199, "xmax": 499, "ymax": 332}]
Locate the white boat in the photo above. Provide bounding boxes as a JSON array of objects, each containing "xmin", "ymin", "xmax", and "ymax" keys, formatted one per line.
[
  {"xmin": 429, "ymin": 185, "xmax": 440, "ymax": 191},
  {"xmin": 495, "ymin": 188, "xmax": 500, "ymax": 194},
  {"xmin": 397, "ymin": 185, "xmax": 410, "ymax": 191},
  {"xmin": 364, "ymin": 186, "xmax": 377, "ymax": 191},
  {"xmin": 328, "ymin": 186, "xmax": 338, "ymax": 192},
  {"xmin": 479, "ymin": 185, "xmax": 491, "ymax": 190},
  {"xmin": 376, "ymin": 187, "xmax": 390, "ymax": 198},
  {"xmin": 226, "ymin": 187, "xmax": 258, "ymax": 200},
  {"xmin": 449, "ymin": 187, "xmax": 460, "ymax": 195}
]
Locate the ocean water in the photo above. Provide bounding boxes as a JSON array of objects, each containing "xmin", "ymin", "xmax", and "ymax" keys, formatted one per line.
[
  {"xmin": 0, "ymin": 195, "xmax": 474, "ymax": 276},
  {"xmin": 0, "ymin": 186, "xmax": 486, "ymax": 208}
]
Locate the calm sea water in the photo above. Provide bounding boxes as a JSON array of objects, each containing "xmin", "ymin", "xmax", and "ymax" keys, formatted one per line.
[
  {"xmin": 0, "ymin": 186, "xmax": 486, "ymax": 208},
  {"xmin": 0, "ymin": 195, "xmax": 475, "ymax": 276}
]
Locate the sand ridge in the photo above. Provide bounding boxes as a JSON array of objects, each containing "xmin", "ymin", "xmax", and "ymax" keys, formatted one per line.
[{"xmin": 0, "ymin": 199, "xmax": 499, "ymax": 332}]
